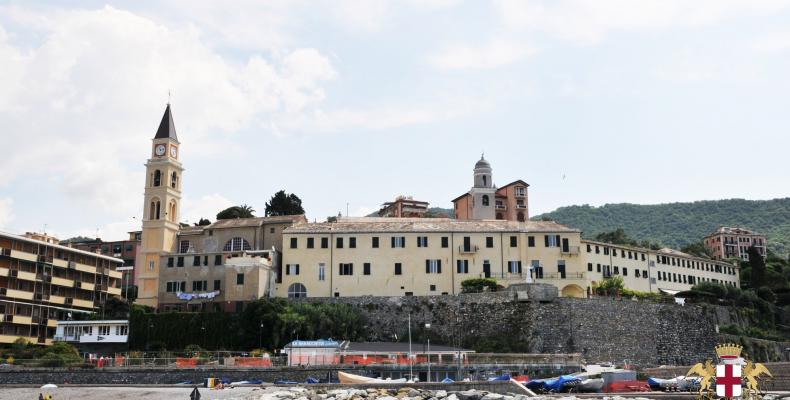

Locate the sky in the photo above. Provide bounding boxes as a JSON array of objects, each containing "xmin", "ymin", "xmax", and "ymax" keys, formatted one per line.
[{"xmin": 1, "ymin": 0, "xmax": 790, "ymax": 241}]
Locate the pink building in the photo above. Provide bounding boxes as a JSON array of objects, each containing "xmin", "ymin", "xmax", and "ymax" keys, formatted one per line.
[{"xmin": 704, "ymin": 227, "xmax": 766, "ymax": 261}]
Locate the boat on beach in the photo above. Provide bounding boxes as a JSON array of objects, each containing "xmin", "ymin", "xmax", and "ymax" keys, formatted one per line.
[{"xmin": 338, "ymin": 371, "xmax": 407, "ymax": 384}]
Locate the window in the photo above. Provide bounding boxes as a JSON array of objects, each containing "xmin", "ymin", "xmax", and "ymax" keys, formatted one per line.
[
  {"xmin": 508, "ymin": 261, "xmax": 522, "ymax": 274},
  {"xmin": 167, "ymin": 258, "xmax": 174, "ymax": 268},
  {"xmin": 528, "ymin": 236, "xmax": 535, "ymax": 247},
  {"xmin": 557, "ymin": 260, "xmax": 566, "ymax": 278},
  {"xmin": 643, "ymin": 270, "xmax": 648, "ymax": 279},
  {"xmin": 623, "ymin": 267, "xmax": 628, "ymax": 276},
  {"xmin": 339, "ymin": 263, "xmax": 353, "ymax": 275},
  {"xmin": 350, "ymin": 237, "xmax": 356, "ymax": 248},
  {"xmin": 203, "ymin": 256, "xmax": 208, "ymax": 266},
  {"xmin": 288, "ymin": 283, "xmax": 307, "ymax": 298},
  {"xmin": 510, "ymin": 236, "xmax": 517, "ymax": 247},
  {"xmin": 236, "ymin": 273, "xmax": 244, "ymax": 285},
  {"xmin": 364, "ymin": 263, "xmax": 371, "ymax": 275},
  {"xmin": 321, "ymin": 237, "xmax": 328, "ymax": 248},
  {"xmin": 482, "ymin": 195, "xmax": 489, "ymax": 206},
  {"xmin": 613, "ymin": 266, "xmax": 619, "ymax": 275},
  {"xmin": 192, "ymin": 280, "xmax": 207, "ymax": 291},
  {"xmin": 641, "ymin": 254, "xmax": 646, "ymax": 261},
  {"xmin": 430, "ymin": 284, "xmax": 436, "ymax": 291},
  {"xmin": 98, "ymin": 326, "xmax": 110, "ymax": 336},
  {"xmin": 392, "ymin": 236, "xmax": 405, "ymax": 248},
  {"xmin": 306, "ymin": 238, "xmax": 314, "ymax": 248},
  {"xmin": 318, "ymin": 263, "xmax": 325, "ymax": 281},
  {"xmin": 213, "ymin": 280, "xmax": 221, "ymax": 290},
  {"xmin": 286, "ymin": 264, "xmax": 300, "ymax": 275},
  {"xmin": 336, "ymin": 237, "xmax": 344, "ymax": 248},
  {"xmin": 417, "ymin": 236, "xmax": 428, "ymax": 247},
  {"xmin": 223, "ymin": 237, "xmax": 252, "ymax": 252},
  {"xmin": 545, "ymin": 235, "xmax": 559, "ymax": 247},
  {"xmin": 486, "ymin": 237, "xmax": 494, "ymax": 248},
  {"xmin": 532, "ymin": 260, "xmax": 543, "ymax": 279},
  {"xmin": 587, "ymin": 262, "xmax": 593, "ymax": 272},
  {"xmin": 441, "ymin": 237, "xmax": 449, "ymax": 248},
  {"xmin": 372, "ymin": 237, "xmax": 379, "ymax": 248},
  {"xmin": 426, "ymin": 259, "xmax": 441, "ymax": 274},
  {"xmin": 635, "ymin": 270, "xmax": 641, "ymax": 278},
  {"xmin": 604, "ymin": 247, "xmax": 610, "ymax": 255},
  {"xmin": 595, "ymin": 246, "xmax": 600, "ymax": 254},
  {"xmin": 214, "ymin": 255, "xmax": 222, "ymax": 265},
  {"xmin": 177, "ymin": 257, "xmax": 184, "ymax": 267},
  {"xmin": 586, "ymin": 244, "xmax": 592, "ymax": 253},
  {"xmin": 394, "ymin": 263, "xmax": 402, "ymax": 275},
  {"xmin": 153, "ymin": 170, "xmax": 161, "ymax": 186},
  {"xmin": 166, "ymin": 281, "xmax": 183, "ymax": 293},
  {"xmin": 597, "ymin": 264, "xmax": 601, "ymax": 272},
  {"xmin": 116, "ymin": 325, "xmax": 129, "ymax": 336},
  {"xmin": 290, "ymin": 238, "xmax": 297, "ymax": 248},
  {"xmin": 456, "ymin": 260, "xmax": 469, "ymax": 273},
  {"xmin": 515, "ymin": 186, "xmax": 526, "ymax": 196},
  {"xmin": 171, "ymin": 171, "xmax": 178, "ymax": 189}
]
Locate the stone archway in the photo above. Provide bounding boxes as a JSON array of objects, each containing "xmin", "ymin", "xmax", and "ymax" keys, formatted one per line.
[{"xmin": 561, "ymin": 284, "xmax": 585, "ymax": 298}]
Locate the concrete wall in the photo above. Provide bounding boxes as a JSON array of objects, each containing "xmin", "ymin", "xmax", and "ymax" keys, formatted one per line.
[{"xmin": 295, "ymin": 294, "xmax": 721, "ymax": 367}]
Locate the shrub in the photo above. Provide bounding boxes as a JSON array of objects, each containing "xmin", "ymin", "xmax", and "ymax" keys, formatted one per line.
[{"xmin": 461, "ymin": 278, "xmax": 498, "ymax": 293}]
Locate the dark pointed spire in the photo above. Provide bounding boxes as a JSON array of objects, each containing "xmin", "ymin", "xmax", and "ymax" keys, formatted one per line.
[{"xmin": 154, "ymin": 104, "xmax": 178, "ymax": 141}]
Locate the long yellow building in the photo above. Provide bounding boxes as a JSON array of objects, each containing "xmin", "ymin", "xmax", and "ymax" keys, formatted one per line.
[
  {"xmin": 0, "ymin": 231, "xmax": 124, "ymax": 345},
  {"xmin": 278, "ymin": 218, "xmax": 739, "ymax": 298}
]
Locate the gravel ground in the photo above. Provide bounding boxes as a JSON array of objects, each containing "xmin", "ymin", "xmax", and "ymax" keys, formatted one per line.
[{"xmin": 0, "ymin": 386, "xmax": 266, "ymax": 400}]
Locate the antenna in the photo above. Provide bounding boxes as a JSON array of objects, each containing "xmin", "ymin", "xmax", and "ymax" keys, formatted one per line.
[{"xmin": 167, "ymin": 89, "xmax": 171, "ymax": 105}]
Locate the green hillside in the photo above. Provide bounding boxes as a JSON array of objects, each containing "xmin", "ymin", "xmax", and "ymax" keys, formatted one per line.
[{"xmin": 533, "ymin": 198, "xmax": 790, "ymax": 258}]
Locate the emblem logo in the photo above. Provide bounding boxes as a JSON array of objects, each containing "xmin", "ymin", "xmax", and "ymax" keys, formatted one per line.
[{"xmin": 685, "ymin": 343, "xmax": 773, "ymax": 400}]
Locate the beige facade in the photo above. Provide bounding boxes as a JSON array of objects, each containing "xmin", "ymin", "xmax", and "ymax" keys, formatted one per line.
[
  {"xmin": 156, "ymin": 215, "xmax": 305, "ymax": 311},
  {"xmin": 0, "ymin": 231, "xmax": 124, "ymax": 345},
  {"xmin": 278, "ymin": 218, "xmax": 740, "ymax": 299},
  {"xmin": 277, "ymin": 218, "xmax": 585, "ymax": 298}
]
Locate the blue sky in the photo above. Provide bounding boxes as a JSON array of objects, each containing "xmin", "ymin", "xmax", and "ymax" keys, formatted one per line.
[{"xmin": 1, "ymin": 0, "xmax": 789, "ymax": 240}]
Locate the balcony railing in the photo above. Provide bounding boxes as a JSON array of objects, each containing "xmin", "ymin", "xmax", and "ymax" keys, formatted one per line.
[
  {"xmin": 458, "ymin": 245, "xmax": 479, "ymax": 254},
  {"xmin": 515, "ymin": 204, "xmax": 527, "ymax": 209},
  {"xmin": 495, "ymin": 204, "xmax": 506, "ymax": 210},
  {"xmin": 561, "ymin": 246, "xmax": 580, "ymax": 255}
]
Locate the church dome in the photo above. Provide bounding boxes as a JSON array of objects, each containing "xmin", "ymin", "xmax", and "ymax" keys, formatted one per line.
[{"xmin": 475, "ymin": 156, "xmax": 491, "ymax": 169}]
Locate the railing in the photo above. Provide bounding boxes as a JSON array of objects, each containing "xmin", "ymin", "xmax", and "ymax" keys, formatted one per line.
[
  {"xmin": 515, "ymin": 204, "xmax": 527, "ymax": 209},
  {"xmin": 495, "ymin": 204, "xmax": 506, "ymax": 210},
  {"xmin": 458, "ymin": 245, "xmax": 479, "ymax": 254},
  {"xmin": 561, "ymin": 246, "xmax": 580, "ymax": 255}
]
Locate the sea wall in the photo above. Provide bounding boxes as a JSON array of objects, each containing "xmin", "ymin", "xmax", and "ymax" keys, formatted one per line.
[{"xmin": 295, "ymin": 293, "xmax": 721, "ymax": 367}]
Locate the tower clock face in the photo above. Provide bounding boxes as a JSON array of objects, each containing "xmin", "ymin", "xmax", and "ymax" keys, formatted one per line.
[
  {"xmin": 155, "ymin": 144, "xmax": 166, "ymax": 156},
  {"xmin": 170, "ymin": 146, "xmax": 177, "ymax": 157}
]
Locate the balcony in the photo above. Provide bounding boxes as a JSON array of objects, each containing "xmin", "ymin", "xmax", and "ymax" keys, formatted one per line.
[
  {"xmin": 74, "ymin": 263, "xmax": 96, "ymax": 274},
  {"xmin": 49, "ymin": 295, "xmax": 66, "ymax": 304},
  {"xmin": 52, "ymin": 258, "xmax": 68, "ymax": 268},
  {"xmin": 458, "ymin": 245, "xmax": 479, "ymax": 254},
  {"xmin": 72, "ymin": 298, "xmax": 95, "ymax": 309},
  {"xmin": 561, "ymin": 246, "xmax": 581, "ymax": 255},
  {"xmin": 51, "ymin": 276, "xmax": 74, "ymax": 287},
  {"xmin": 0, "ymin": 267, "xmax": 8, "ymax": 277},
  {"xmin": 10, "ymin": 249, "xmax": 37, "ymax": 262},
  {"xmin": 15, "ymin": 270, "xmax": 37, "ymax": 282},
  {"xmin": 107, "ymin": 286, "xmax": 122, "ymax": 296},
  {"xmin": 0, "ymin": 334, "xmax": 36, "ymax": 344},
  {"xmin": 80, "ymin": 282, "xmax": 96, "ymax": 291},
  {"xmin": 495, "ymin": 204, "xmax": 507, "ymax": 210},
  {"xmin": 6, "ymin": 315, "xmax": 33, "ymax": 325},
  {"xmin": 108, "ymin": 269, "xmax": 123, "ymax": 279},
  {"xmin": 515, "ymin": 204, "xmax": 527, "ymax": 209},
  {"xmin": 47, "ymin": 319, "xmax": 57, "ymax": 328},
  {"xmin": 6, "ymin": 288, "xmax": 34, "ymax": 300}
]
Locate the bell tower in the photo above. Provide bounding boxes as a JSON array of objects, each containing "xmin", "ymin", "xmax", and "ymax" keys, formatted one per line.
[
  {"xmin": 469, "ymin": 155, "xmax": 496, "ymax": 220},
  {"xmin": 135, "ymin": 104, "xmax": 183, "ymax": 308}
]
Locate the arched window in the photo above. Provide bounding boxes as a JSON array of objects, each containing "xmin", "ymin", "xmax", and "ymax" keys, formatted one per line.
[
  {"xmin": 517, "ymin": 212, "xmax": 525, "ymax": 222},
  {"xmin": 150, "ymin": 198, "xmax": 161, "ymax": 220},
  {"xmin": 153, "ymin": 170, "xmax": 161, "ymax": 187},
  {"xmin": 155, "ymin": 201, "xmax": 161, "ymax": 220},
  {"xmin": 223, "ymin": 237, "xmax": 252, "ymax": 252},
  {"xmin": 482, "ymin": 175, "xmax": 487, "ymax": 186},
  {"xmin": 482, "ymin": 195, "xmax": 489, "ymax": 206},
  {"xmin": 171, "ymin": 172, "xmax": 178, "ymax": 189},
  {"xmin": 288, "ymin": 283, "xmax": 307, "ymax": 298},
  {"xmin": 169, "ymin": 201, "xmax": 177, "ymax": 222}
]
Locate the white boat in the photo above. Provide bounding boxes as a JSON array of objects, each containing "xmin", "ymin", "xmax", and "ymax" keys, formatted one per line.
[{"xmin": 338, "ymin": 371, "xmax": 407, "ymax": 384}]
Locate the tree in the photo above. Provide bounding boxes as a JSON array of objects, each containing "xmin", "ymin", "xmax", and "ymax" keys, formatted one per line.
[
  {"xmin": 194, "ymin": 218, "xmax": 211, "ymax": 226},
  {"xmin": 749, "ymin": 246, "xmax": 767, "ymax": 289},
  {"xmin": 680, "ymin": 241, "xmax": 712, "ymax": 258},
  {"xmin": 265, "ymin": 190, "xmax": 305, "ymax": 216},
  {"xmin": 216, "ymin": 204, "xmax": 256, "ymax": 220}
]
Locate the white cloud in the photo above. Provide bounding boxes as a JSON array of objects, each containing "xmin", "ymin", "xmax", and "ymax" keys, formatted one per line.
[
  {"xmin": 333, "ymin": 0, "xmax": 391, "ymax": 32},
  {"xmin": 0, "ymin": 5, "xmax": 336, "ymax": 220},
  {"xmin": 181, "ymin": 193, "xmax": 235, "ymax": 225},
  {"xmin": 0, "ymin": 198, "xmax": 14, "ymax": 230},
  {"xmin": 751, "ymin": 30, "xmax": 790, "ymax": 53},
  {"xmin": 429, "ymin": 38, "xmax": 535, "ymax": 70},
  {"xmin": 496, "ymin": 0, "xmax": 790, "ymax": 46}
]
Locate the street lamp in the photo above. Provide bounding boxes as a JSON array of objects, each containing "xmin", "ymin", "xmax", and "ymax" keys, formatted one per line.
[
  {"xmin": 424, "ymin": 323, "xmax": 432, "ymax": 382},
  {"xmin": 259, "ymin": 321, "xmax": 264, "ymax": 350}
]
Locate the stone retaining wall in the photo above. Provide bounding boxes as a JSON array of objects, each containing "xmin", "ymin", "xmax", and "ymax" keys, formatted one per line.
[{"xmin": 295, "ymin": 295, "xmax": 719, "ymax": 367}]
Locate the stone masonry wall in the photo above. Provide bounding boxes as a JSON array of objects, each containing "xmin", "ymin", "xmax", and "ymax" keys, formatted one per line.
[{"xmin": 296, "ymin": 293, "xmax": 718, "ymax": 367}]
